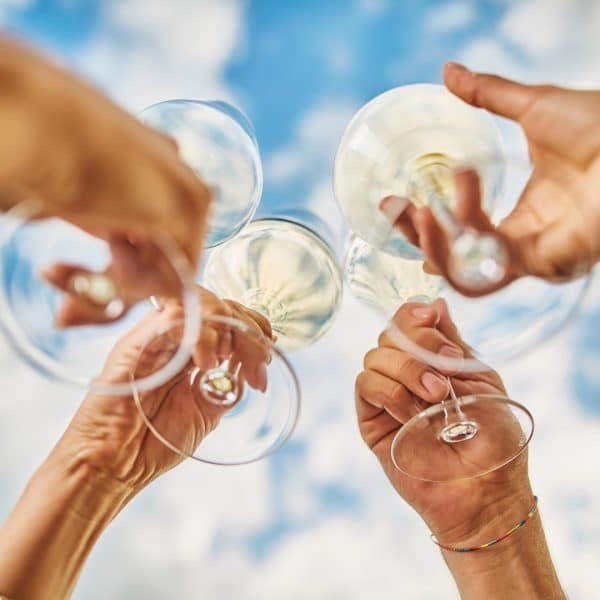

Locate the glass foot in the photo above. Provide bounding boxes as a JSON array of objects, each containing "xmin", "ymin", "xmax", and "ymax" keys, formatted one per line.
[{"xmin": 391, "ymin": 394, "xmax": 534, "ymax": 482}]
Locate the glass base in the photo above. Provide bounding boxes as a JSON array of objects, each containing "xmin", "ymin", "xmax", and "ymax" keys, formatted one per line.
[
  {"xmin": 390, "ymin": 394, "xmax": 534, "ymax": 482},
  {"xmin": 132, "ymin": 315, "xmax": 301, "ymax": 466}
]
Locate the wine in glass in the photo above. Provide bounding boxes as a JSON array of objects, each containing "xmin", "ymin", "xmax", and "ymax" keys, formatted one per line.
[
  {"xmin": 204, "ymin": 212, "xmax": 344, "ymax": 351},
  {"xmin": 133, "ymin": 211, "xmax": 344, "ymax": 465}
]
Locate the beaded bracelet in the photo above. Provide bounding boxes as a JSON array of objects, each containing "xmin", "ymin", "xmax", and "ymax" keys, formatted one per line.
[{"xmin": 431, "ymin": 496, "xmax": 539, "ymax": 553}]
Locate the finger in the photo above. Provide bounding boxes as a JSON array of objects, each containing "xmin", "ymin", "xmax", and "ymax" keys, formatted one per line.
[
  {"xmin": 232, "ymin": 331, "xmax": 269, "ymax": 393},
  {"xmin": 379, "ymin": 195, "xmax": 420, "ymax": 246},
  {"xmin": 228, "ymin": 301, "xmax": 273, "ymax": 340},
  {"xmin": 40, "ymin": 264, "xmax": 126, "ymax": 327},
  {"xmin": 415, "ymin": 204, "xmax": 514, "ymax": 297},
  {"xmin": 193, "ymin": 324, "xmax": 220, "ymax": 371},
  {"xmin": 423, "ymin": 261, "xmax": 443, "ymax": 275},
  {"xmin": 430, "ymin": 298, "xmax": 475, "ymax": 358},
  {"xmin": 41, "ymin": 263, "xmax": 115, "ymax": 301},
  {"xmin": 380, "ymin": 301, "xmax": 465, "ymax": 375},
  {"xmin": 356, "ymin": 370, "xmax": 420, "ymax": 424},
  {"xmin": 443, "ymin": 62, "xmax": 539, "ymax": 121},
  {"xmin": 364, "ymin": 346, "xmax": 450, "ymax": 402},
  {"xmin": 109, "ymin": 235, "xmax": 182, "ymax": 299},
  {"xmin": 454, "ymin": 168, "xmax": 494, "ymax": 231},
  {"xmin": 413, "ymin": 207, "xmax": 451, "ymax": 279},
  {"xmin": 55, "ymin": 295, "xmax": 124, "ymax": 328},
  {"xmin": 217, "ymin": 327, "xmax": 233, "ymax": 361},
  {"xmin": 222, "ymin": 302, "xmax": 271, "ymax": 391}
]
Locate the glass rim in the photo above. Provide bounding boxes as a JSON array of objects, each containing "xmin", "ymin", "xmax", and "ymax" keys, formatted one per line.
[
  {"xmin": 383, "ymin": 270, "xmax": 592, "ymax": 373},
  {"xmin": 132, "ymin": 313, "xmax": 302, "ymax": 466},
  {"xmin": 139, "ymin": 98, "xmax": 263, "ymax": 251},
  {"xmin": 0, "ymin": 199, "xmax": 202, "ymax": 396},
  {"xmin": 390, "ymin": 393, "xmax": 535, "ymax": 483}
]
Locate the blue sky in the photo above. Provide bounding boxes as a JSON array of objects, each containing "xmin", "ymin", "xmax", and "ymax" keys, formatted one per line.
[{"xmin": 1, "ymin": 1, "xmax": 600, "ymax": 598}]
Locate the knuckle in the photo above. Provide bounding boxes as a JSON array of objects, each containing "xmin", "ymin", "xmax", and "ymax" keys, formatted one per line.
[
  {"xmin": 362, "ymin": 348, "xmax": 378, "ymax": 369},
  {"xmin": 391, "ymin": 302, "xmax": 413, "ymax": 325},
  {"xmin": 413, "ymin": 328, "xmax": 444, "ymax": 352},
  {"xmin": 388, "ymin": 381, "xmax": 406, "ymax": 404},
  {"xmin": 397, "ymin": 354, "xmax": 425, "ymax": 381}
]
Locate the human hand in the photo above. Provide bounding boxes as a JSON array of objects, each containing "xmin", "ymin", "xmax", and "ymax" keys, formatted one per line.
[
  {"xmin": 52, "ymin": 286, "xmax": 272, "ymax": 511},
  {"xmin": 355, "ymin": 298, "xmax": 532, "ymax": 546},
  {"xmin": 0, "ymin": 38, "xmax": 211, "ymax": 318},
  {"xmin": 383, "ymin": 63, "xmax": 600, "ymax": 295}
]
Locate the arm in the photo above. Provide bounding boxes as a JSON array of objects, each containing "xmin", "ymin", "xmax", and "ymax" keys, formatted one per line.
[
  {"xmin": 0, "ymin": 36, "xmax": 210, "ymax": 264},
  {"xmin": 440, "ymin": 488, "xmax": 564, "ymax": 599},
  {"xmin": 355, "ymin": 299, "xmax": 565, "ymax": 599},
  {"xmin": 0, "ymin": 287, "xmax": 272, "ymax": 599},
  {"xmin": 0, "ymin": 445, "xmax": 132, "ymax": 600}
]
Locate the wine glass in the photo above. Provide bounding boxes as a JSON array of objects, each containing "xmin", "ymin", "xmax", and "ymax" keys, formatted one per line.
[
  {"xmin": 203, "ymin": 211, "xmax": 344, "ymax": 352},
  {"xmin": 133, "ymin": 211, "xmax": 344, "ymax": 464},
  {"xmin": 0, "ymin": 199, "xmax": 201, "ymax": 396},
  {"xmin": 130, "ymin": 313, "xmax": 301, "ymax": 466},
  {"xmin": 335, "ymin": 84, "xmax": 593, "ymax": 482},
  {"xmin": 0, "ymin": 98, "xmax": 261, "ymax": 397},
  {"xmin": 139, "ymin": 99, "xmax": 262, "ymax": 249}
]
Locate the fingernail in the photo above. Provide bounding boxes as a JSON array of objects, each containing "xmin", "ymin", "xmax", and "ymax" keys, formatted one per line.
[
  {"xmin": 411, "ymin": 306, "xmax": 435, "ymax": 320},
  {"xmin": 421, "ymin": 372, "xmax": 448, "ymax": 397},
  {"xmin": 439, "ymin": 345, "xmax": 463, "ymax": 359},
  {"xmin": 379, "ymin": 195, "xmax": 410, "ymax": 224}
]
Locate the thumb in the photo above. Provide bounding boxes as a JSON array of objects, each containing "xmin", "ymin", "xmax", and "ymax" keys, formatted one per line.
[{"xmin": 443, "ymin": 62, "xmax": 538, "ymax": 121}]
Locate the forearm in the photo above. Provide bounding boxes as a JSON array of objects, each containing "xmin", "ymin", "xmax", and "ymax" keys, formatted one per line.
[
  {"xmin": 0, "ymin": 446, "xmax": 133, "ymax": 600},
  {"xmin": 0, "ymin": 37, "xmax": 82, "ymax": 212},
  {"xmin": 442, "ymin": 492, "xmax": 565, "ymax": 599}
]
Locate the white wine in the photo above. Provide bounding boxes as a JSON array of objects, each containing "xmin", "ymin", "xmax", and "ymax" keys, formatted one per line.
[
  {"xmin": 345, "ymin": 236, "xmax": 444, "ymax": 318},
  {"xmin": 204, "ymin": 219, "xmax": 343, "ymax": 352},
  {"xmin": 334, "ymin": 84, "xmax": 504, "ymax": 258}
]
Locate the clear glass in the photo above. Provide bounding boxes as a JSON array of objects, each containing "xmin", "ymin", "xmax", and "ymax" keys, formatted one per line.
[
  {"xmin": 0, "ymin": 201, "xmax": 201, "ymax": 396},
  {"xmin": 132, "ymin": 315, "xmax": 300, "ymax": 465},
  {"xmin": 345, "ymin": 236, "xmax": 590, "ymax": 372},
  {"xmin": 203, "ymin": 216, "xmax": 344, "ymax": 352},
  {"xmin": 335, "ymin": 83, "xmax": 593, "ymax": 482},
  {"xmin": 333, "ymin": 84, "xmax": 504, "ymax": 260},
  {"xmin": 345, "ymin": 234, "xmax": 445, "ymax": 316},
  {"xmin": 134, "ymin": 212, "xmax": 342, "ymax": 465},
  {"xmin": 390, "ymin": 392, "xmax": 534, "ymax": 482},
  {"xmin": 139, "ymin": 99, "xmax": 262, "ymax": 249}
]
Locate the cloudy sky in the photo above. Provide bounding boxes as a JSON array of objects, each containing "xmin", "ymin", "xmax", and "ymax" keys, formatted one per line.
[{"xmin": 1, "ymin": 1, "xmax": 600, "ymax": 598}]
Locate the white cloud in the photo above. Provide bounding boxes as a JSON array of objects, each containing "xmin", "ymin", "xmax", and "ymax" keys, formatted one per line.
[
  {"xmin": 77, "ymin": 0, "xmax": 245, "ymax": 112},
  {"xmin": 425, "ymin": 1, "xmax": 475, "ymax": 34}
]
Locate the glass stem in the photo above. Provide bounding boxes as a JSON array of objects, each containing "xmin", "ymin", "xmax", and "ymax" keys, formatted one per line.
[
  {"xmin": 439, "ymin": 376, "xmax": 479, "ymax": 444},
  {"xmin": 417, "ymin": 169, "xmax": 463, "ymax": 242},
  {"xmin": 196, "ymin": 357, "xmax": 242, "ymax": 406},
  {"xmin": 413, "ymin": 165, "xmax": 509, "ymax": 289}
]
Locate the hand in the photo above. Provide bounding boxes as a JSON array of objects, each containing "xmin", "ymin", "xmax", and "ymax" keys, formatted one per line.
[
  {"xmin": 383, "ymin": 63, "xmax": 600, "ymax": 295},
  {"xmin": 53, "ymin": 286, "xmax": 272, "ymax": 510},
  {"xmin": 0, "ymin": 38, "xmax": 211, "ymax": 316},
  {"xmin": 355, "ymin": 298, "xmax": 532, "ymax": 545},
  {"xmin": 0, "ymin": 286, "xmax": 271, "ymax": 600}
]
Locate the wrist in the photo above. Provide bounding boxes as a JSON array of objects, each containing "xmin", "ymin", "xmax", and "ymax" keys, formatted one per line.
[
  {"xmin": 431, "ymin": 482, "xmax": 535, "ymax": 551},
  {"xmin": 0, "ymin": 443, "xmax": 133, "ymax": 599},
  {"xmin": 437, "ymin": 490, "xmax": 565, "ymax": 600},
  {"xmin": 37, "ymin": 439, "xmax": 135, "ymax": 526}
]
